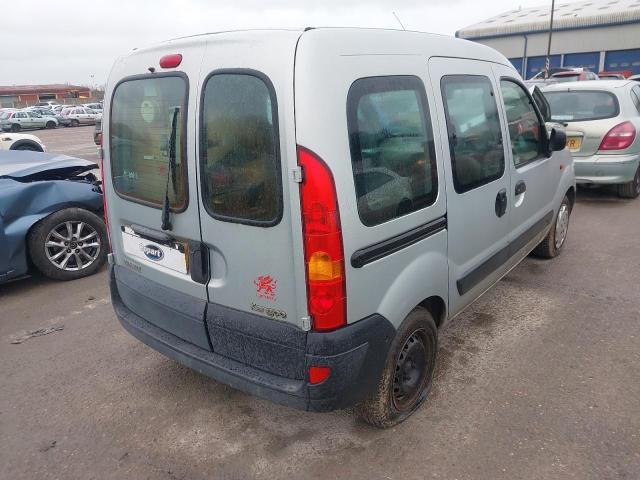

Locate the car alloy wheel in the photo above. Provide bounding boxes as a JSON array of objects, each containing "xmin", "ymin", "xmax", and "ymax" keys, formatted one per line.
[
  {"xmin": 554, "ymin": 203, "xmax": 570, "ymax": 250},
  {"xmin": 44, "ymin": 221, "xmax": 101, "ymax": 271}
]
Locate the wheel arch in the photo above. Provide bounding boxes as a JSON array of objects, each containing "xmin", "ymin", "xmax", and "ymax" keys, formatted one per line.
[
  {"xmin": 418, "ymin": 296, "xmax": 447, "ymax": 328},
  {"xmin": 565, "ymin": 186, "xmax": 576, "ymax": 209},
  {"xmin": 9, "ymin": 139, "xmax": 44, "ymax": 152}
]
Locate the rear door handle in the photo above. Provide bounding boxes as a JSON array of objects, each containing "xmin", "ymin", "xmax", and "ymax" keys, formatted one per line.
[
  {"xmin": 189, "ymin": 241, "xmax": 210, "ymax": 285},
  {"xmin": 495, "ymin": 189, "xmax": 508, "ymax": 218},
  {"xmin": 515, "ymin": 180, "xmax": 527, "ymax": 196}
]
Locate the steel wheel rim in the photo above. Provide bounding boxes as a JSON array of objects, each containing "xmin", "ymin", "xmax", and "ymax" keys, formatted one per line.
[
  {"xmin": 392, "ymin": 329, "xmax": 431, "ymax": 412},
  {"xmin": 555, "ymin": 204, "xmax": 570, "ymax": 250},
  {"xmin": 44, "ymin": 221, "xmax": 101, "ymax": 271}
]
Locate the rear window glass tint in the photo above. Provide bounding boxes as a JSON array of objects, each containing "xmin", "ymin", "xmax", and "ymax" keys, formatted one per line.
[
  {"xmin": 545, "ymin": 90, "xmax": 619, "ymax": 121},
  {"xmin": 200, "ymin": 72, "xmax": 281, "ymax": 225},
  {"xmin": 347, "ymin": 76, "xmax": 438, "ymax": 227},
  {"xmin": 110, "ymin": 75, "xmax": 188, "ymax": 209}
]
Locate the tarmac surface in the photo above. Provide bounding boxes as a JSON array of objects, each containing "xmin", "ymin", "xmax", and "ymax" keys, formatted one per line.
[{"xmin": 1, "ymin": 127, "xmax": 639, "ymax": 479}]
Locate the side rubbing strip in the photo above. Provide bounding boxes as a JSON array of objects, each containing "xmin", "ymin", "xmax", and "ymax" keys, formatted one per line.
[
  {"xmin": 456, "ymin": 210, "xmax": 554, "ymax": 296},
  {"xmin": 351, "ymin": 216, "xmax": 447, "ymax": 268}
]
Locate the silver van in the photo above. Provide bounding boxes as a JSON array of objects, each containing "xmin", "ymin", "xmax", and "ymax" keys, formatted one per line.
[{"xmin": 103, "ymin": 28, "xmax": 574, "ymax": 427}]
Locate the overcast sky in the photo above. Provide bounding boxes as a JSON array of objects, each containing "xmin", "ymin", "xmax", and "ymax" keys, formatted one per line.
[{"xmin": 0, "ymin": 0, "xmax": 549, "ymax": 86}]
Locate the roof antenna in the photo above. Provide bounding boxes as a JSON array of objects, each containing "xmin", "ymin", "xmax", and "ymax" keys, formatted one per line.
[{"xmin": 392, "ymin": 11, "xmax": 406, "ymax": 30}]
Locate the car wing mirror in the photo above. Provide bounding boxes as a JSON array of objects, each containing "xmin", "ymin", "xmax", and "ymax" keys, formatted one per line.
[{"xmin": 547, "ymin": 127, "xmax": 567, "ymax": 156}]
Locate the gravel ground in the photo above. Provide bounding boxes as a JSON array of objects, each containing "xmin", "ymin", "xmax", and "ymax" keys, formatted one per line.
[{"xmin": 1, "ymin": 130, "xmax": 639, "ymax": 479}]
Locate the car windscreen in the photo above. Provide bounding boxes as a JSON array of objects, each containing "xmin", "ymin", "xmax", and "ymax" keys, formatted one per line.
[
  {"xmin": 0, "ymin": 112, "xmax": 9, "ymax": 120},
  {"xmin": 110, "ymin": 75, "xmax": 188, "ymax": 210},
  {"xmin": 544, "ymin": 90, "xmax": 620, "ymax": 122}
]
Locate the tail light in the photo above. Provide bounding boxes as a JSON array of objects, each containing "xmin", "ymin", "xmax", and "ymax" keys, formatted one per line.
[
  {"xmin": 297, "ymin": 146, "xmax": 346, "ymax": 332},
  {"xmin": 99, "ymin": 134, "xmax": 111, "ymax": 252},
  {"xmin": 599, "ymin": 121, "xmax": 636, "ymax": 151}
]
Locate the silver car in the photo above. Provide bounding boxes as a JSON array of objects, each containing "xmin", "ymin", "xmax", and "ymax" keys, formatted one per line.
[
  {"xmin": 543, "ymin": 80, "xmax": 640, "ymax": 198},
  {"xmin": 61, "ymin": 107, "xmax": 101, "ymax": 126}
]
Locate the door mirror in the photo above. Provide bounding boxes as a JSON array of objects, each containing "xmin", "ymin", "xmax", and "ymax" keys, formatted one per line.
[{"xmin": 548, "ymin": 128, "xmax": 567, "ymax": 154}]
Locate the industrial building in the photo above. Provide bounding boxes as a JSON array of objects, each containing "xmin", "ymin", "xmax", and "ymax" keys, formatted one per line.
[
  {"xmin": 0, "ymin": 84, "xmax": 91, "ymax": 108},
  {"xmin": 457, "ymin": 0, "xmax": 640, "ymax": 79}
]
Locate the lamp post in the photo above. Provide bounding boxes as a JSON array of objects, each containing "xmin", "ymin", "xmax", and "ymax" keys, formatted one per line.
[{"xmin": 545, "ymin": 0, "xmax": 556, "ymax": 79}]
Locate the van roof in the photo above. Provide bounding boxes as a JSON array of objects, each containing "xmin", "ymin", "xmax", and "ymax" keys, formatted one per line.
[{"xmin": 127, "ymin": 27, "xmax": 511, "ymax": 67}]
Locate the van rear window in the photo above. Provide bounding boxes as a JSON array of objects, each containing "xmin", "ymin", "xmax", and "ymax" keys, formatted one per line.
[
  {"xmin": 110, "ymin": 75, "xmax": 188, "ymax": 210},
  {"xmin": 200, "ymin": 72, "xmax": 281, "ymax": 226}
]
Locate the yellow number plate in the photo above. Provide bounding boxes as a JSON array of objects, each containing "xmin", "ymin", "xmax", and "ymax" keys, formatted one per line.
[{"xmin": 566, "ymin": 136, "xmax": 582, "ymax": 152}]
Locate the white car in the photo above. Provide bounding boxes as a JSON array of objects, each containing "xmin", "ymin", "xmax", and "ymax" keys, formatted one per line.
[
  {"xmin": 61, "ymin": 107, "xmax": 101, "ymax": 126},
  {"xmin": 0, "ymin": 132, "xmax": 46, "ymax": 152}
]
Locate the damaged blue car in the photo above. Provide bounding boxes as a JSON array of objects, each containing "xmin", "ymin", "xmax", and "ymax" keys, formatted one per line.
[{"xmin": 0, "ymin": 151, "xmax": 108, "ymax": 284}]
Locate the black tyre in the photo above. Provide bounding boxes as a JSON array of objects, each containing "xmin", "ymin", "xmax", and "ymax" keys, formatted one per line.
[
  {"xmin": 10, "ymin": 123, "xmax": 20, "ymax": 132},
  {"xmin": 356, "ymin": 307, "xmax": 437, "ymax": 428},
  {"xmin": 617, "ymin": 166, "xmax": 640, "ymax": 199},
  {"xmin": 46, "ymin": 121, "xmax": 57, "ymax": 129},
  {"xmin": 14, "ymin": 144, "xmax": 43, "ymax": 152},
  {"xmin": 28, "ymin": 208, "xmax": 108, "ymax": 281},
  {"xmin": 71, "ymin": 119, "xmax": 80, "ymax": 127},
  {"xmin": 533, "ymin": 194, "xmax": 572, "ymax": 259}
]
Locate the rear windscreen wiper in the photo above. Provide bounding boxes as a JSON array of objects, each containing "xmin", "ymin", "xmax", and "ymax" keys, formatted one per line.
[{"xmin": 161, "ymin": 107, "xmax": 180, "ymax": 231}]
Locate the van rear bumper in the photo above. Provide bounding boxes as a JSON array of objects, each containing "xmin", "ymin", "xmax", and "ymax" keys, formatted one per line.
[{"xmin": 109, "ymin": 264, "xmax": 395, "ymax": 412}]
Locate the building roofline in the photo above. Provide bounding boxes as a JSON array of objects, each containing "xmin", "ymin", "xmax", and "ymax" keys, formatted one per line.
[{"xmin": 457, "ymin": 17, "xmax": 640, "ymax": 41}]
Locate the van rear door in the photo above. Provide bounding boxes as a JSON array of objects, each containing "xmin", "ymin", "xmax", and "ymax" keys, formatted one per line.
[
  {"xmin": 106, "ymin": 43, "xmax": 211, "ymax": 350},
  {"xmin": 196, "ymin": 32, "xmax": 306, "ymax": 332}
]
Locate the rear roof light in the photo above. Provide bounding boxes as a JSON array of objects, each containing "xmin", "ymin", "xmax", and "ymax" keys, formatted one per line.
[
  {"xmin": 159, "ymin": 54, "xmax": 182, "ymax": 69},
  {"xmin": 599, "ymin": 121, "xmax": 636, "ymax": 151},
  {"xmin": 297, "ymin": 146, "xmax": 346, "ymax": 332}
]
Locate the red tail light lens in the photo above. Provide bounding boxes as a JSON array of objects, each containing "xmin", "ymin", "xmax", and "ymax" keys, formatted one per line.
[
  {"xmin": 297, "ymin": 146, "xmax": 346, "ymax": 332},
  {"xmin": 599, "ymin": 121, "xmax": 636, "ymax": 151},
  {"xmin": 308, "ymin": 366, "xmax": 331, "ymax": 385},
  {"xmin": 159, "ymin": 54, "xmax": 182, "ymax": 69}
]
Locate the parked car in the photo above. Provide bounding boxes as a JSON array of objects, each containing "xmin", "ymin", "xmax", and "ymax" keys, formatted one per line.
[
  {"xmin": 83, "ymin": 102, "xmax": 103, "ymax": 112},
  {"xmin": 35, "ymin": 101, "xmax": 61, "ymax": 110},
  {"xmin": 0, "ymin": 110, "xmax": 57, "ymax": 132},
  {"xmin": 61, "ymin": 107, "xmax": 101, "ymax": 126},
  {"xmin": 598, "ymin": 70, "xmax": 633, "ymax": 80},
  {"xmin": 104, "ymin": 28, "xmax": 573, "ymax": 427},
  {"xmin": 0, "ymin": 132, "xmax": 46, "ymax": 152},
  {"xmin": 38, "ymin": 109, "xmax": 72, "ymax": 127},
  {"xmin": 630, "ymin": 74, "xmax": 640, "ymax": 82},
  {"xmin": 543, "ymin": 80, "xmax": 640, "ymax": 198},
  {"xmin": 0, "ymin": 151, "xmax": 108, "ymax": 283},
  {"xmin": 551, "ymin": 68, "xmax": 599, "ymax": 83},
  {"xmin": 529, "ymin": 67, "xmax": 574, "ymax": 80},
  {"xmin": 94, "ymin": 117, "xmax": 102, "ymax": 145}
]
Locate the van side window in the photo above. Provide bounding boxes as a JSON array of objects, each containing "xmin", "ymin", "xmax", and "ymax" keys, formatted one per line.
[
  {"xmin": 347, "ymin": 76, "xmax": 438, "ymax": 227},
  {"xmin": 500, "ymin": 79, "xmax": 543, "ymax": 167},
  {"xmin": 441, "ymin": 75, "xmax": 505, "ymax": 193},
  {"xmin": 200, "ymin": 72, "xmax": 282, "ymax": 226}
]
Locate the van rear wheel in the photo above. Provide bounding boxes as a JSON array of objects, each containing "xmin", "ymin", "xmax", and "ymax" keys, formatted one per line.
[{"xmin": 356, "ymin": 307, "xmax": 437, "ymax": 428}]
